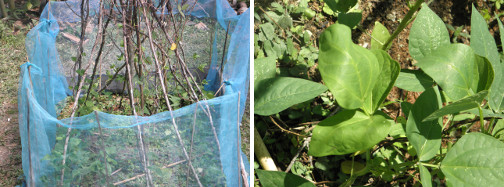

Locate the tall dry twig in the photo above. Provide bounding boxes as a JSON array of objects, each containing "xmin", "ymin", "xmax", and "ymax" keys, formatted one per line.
[
  {"xmin": 139, "ymin": 0, "xmax": 202, "ymax": 186},
  {"xmin": 118, "ymin": 0, "xmax": 153, "ymax": 185},
  {"xmin": 60, "ymin": 0, "xmax": 107, "ymax": 185},
  {"xmin": 94, "ymin": 111, "xmax": 110, "ymax": 186}
]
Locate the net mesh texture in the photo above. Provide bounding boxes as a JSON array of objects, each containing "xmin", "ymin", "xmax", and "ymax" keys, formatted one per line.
[{"xmin": 18, "ymin": 0, "xmax": 250, "ymax": 186}]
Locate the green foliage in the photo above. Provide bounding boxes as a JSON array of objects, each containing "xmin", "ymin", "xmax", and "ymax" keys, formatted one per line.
[
  {"xmin": 441, "ymin": 133, "xmax": 504, "ymax": 186},
  {"xmin": 394, "ymin": 69, "xmax": 434, "ymax": 92},
  {"xmin": 408, "ymin": 3, "xmax": 450, "ymax": 60},
  {"xmin": 405, "ymin": 87, "xmax": 443, "ymax": 162},
  {"xmin": 256, "ymin": 1, "xmax": 504, "ymax": 186},
  {"xmin": 423, "ymin": 90, "xmax": 488, "ymax": 122},
  {"xmin": 471, "ymin": 5, "xmax": 504, "ymax": 112},
  {"xmin": 256, "ymin": 169, "xmax": 316, "ymax": 187},
  {"xmin": 371, "ymin": 22, "xmax": 391, "ymax": 50},
  {"xmin": 318, "ymin": 23, "xmax": 379, "ymax": 110},
  {"xmin": 254, "ymin": 77, "xmax": 327, "ymax": 116},
  {"xmin": 310, "ymin": 110, "xmax": 393, "ymax": 156}
]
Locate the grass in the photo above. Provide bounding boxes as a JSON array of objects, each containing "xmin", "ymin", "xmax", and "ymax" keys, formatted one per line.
[
  {"xmin": 0, "ymin": 22, "xmax": 27, "ymax": 104},
  {"xmin": 0, "ymin": 20, "xmax": 29, "ymax": 187}
]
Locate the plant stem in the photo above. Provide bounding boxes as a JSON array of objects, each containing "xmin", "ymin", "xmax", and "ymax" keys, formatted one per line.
[
  {"xmin": 489, "ymin": 117, "xmax": 496, "ymax": 134},
  {"xmin": 478, "ymin": 105, "xmax": 486, "ymax": 134},
  {"xmin": 381, "ymin": 0, "xmax": 424, "ymax": 50},
  {"xmin": 421, "ymin": 163, "xmax": 439, "ymax": 168}
]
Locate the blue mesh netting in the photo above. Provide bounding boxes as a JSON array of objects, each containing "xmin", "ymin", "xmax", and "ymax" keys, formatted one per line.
[{"xmin": 18, "ymin": 0, "xmax": 249, "ymax": 186}]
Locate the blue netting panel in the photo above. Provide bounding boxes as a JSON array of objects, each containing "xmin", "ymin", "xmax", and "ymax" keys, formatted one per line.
[{"xmin": 19, "ymin": 0, "xmax": 249, "ymax": 186}]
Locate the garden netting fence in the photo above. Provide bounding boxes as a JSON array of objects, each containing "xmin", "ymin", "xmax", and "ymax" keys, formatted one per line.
[{"xmin": 18, "ymin": 0, "xmax": 250, "ymax": 186}]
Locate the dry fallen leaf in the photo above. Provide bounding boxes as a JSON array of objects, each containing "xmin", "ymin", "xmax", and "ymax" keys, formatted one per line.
[{"xmin": 194, "ymin": 22, "xmax": 208, "ymax": 30}]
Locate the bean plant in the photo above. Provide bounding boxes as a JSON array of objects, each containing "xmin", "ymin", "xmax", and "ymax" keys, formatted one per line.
[{"xmin": 255, "ymin": 1, "xmax": 504, "ymax": 186}]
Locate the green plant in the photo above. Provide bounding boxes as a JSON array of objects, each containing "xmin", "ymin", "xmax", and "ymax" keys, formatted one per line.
[
  {"xmin": 255, "ymin": 1, "xmax": 504, "ymax": 186},
  {"xmin": 492, "ymin": 0, "xmax": 504, "ymax": 10}
]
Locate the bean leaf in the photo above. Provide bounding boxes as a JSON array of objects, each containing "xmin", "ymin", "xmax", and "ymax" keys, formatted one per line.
[
  {"xmin": 441, "ymin": 133, "xmax": 504, "ymax": 186},
  {"xmin": 309, "ymin": 110, "xmax": 393, "ymax": 156},
  {"xmin": 362, "ymin": 50, "xmax": 400, "ymax": 114},
  {"xmin": 256, "ymin": 169, "xmax": 316, "ymax": 187},
  {"xmin": 472, "ymin": 5, "xmax": 504, "ymax": 112},
  {"xmin": 409, "ymin": 4, "xmax": 450, "ymax": 60},
  {"xmin": 406, "ymin": 87, "xmax": 442, "ymax": 161},
  {"xmin": 394, "ymin": 69, "xmax": 435, "ymax": 92},
  {"xmin": 319, "ymin": 23, "xmax": 379, "ymax": 110},
  {"xmin": 416, "ymin": 44, "xmax": 476, "ymax": 101},
  {"xmin": 254, "ymin": 56, "xmax": 277, "ymax": 93},
  {"xmin": 423, "ymin": 90, "xmax": 488, "ymax": 122},
  {"xmin": 254, "ymin": 77, "xmax": 327, "ymax": 116},
  {"xmin": 371, "ymin": 22, "xmax": 391, "ymax": 50}
]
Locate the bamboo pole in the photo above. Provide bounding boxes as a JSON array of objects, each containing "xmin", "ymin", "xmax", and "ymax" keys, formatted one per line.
[
  {"xmin": 139, "ymin": 1, "xmax": 202, "ymax": 186},
  {"xmin": 26, "ymin": 65, "xmax": 35, "ymax": 187},
  {"xmin": 254, "ymin": 127, "xmax": 278, "ymax": 171},
  {"xmin": 94, "ymin": 111, "xmax": 110, "ymax": 186}
]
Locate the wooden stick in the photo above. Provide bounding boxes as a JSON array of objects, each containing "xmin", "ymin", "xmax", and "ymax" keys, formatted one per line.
[
  {"xmin": 139, "ymin": 1, "xmax": 202, "ymax": 186},
  {"xmin": 110, "ymin": 168, "xmax": 122, "ymax": 176},
  {"xmin": 163, "ymin": 160, "xmax": 187, "ymax": 168},
  {"xmin": 186, "ymin": 103, "xmax": 199, "ymax": 186},
  {"xmin": 219, "ymin": 21, "xmax": 231, "ymax": 91},
  {"xmin": 285, "ymin": 138, "xmax": 309, "ymax": 173},
  {"xmin": 118, "ymin": 1, "xmax": 153, "ymax": 185},
  {"xmin": 237, "ymin": 92, "xmax": 241, "ymax": 187},
  {"xmin": 94, "ymin": 111, "xmax": 110, "ymax": 186},
  {"xmin": 60, "ymin": 0, "xmax": 105, "ymax": 184},
  {"xmin": 113, "ymin": 174, "xmax": 145, "ymax": 186},
  {"xmin": 26, "ymin": 66, "xmax": 35, "ymax": 187}
]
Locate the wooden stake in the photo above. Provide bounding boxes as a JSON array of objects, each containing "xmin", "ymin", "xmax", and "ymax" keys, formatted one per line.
[
  {"xmin": 26, "ymin": 65, "xmax": 35, "ymax": 187},
  {"xmin": 94, "ymin": 111, "xmax": 110, "ymax": 186}
]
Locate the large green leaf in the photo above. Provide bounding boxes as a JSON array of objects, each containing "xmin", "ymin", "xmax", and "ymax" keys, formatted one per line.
[
  {"xmin": 416, "ymin": 44, "xmax": 476, "ymax": 101},
  {"xmin": 465, "ymin": 108, "xmax": 504, "ymax": 118},
  {"xmin": 406, "ymin": 87, "xmax": 443, "ymax": 161},
  {"xmin": 319, "ymin": 23, "xmax": 379, "ymax": 110},
  {"xmin": 309, "ymin": 110, "xmax": 393, "ymax": 156},
  {"xmin": 441, "ymin": 133, "xmax": 504, "ymax": 186},
  {"xmin": 260, "ymin": 23, "xmax": 276, "ymax": 41},
  {"xmin": 409, "ymin": 3, "xmax": 450, "ymax": 60},
  {"xmin": 371, "ymin": 22, "xmax": 391, "ymax": 50},
  {"xmin": 362, "ymin": 50, "xmax": 400, "ymax": 114},
  {"xmin": 423, "ymin": 90, "xmax": 488, "ymax": 122},
  {"xmin": 472, "ymin": 55, "xmax": 494, "ymax": 93},
  {"xmin": 256, "ymin": 169, "xmax": 316, "ymax": 187},
  {"xmin": 419, "ymin": 164, "xmax": 433, "ymax": 187},
  {"xmin": 338, "ymin": 12, "xmax": 362, "ymax": 29},
  {"xmin": 325, "ymin": 0, "xmax": 358, "ymax": 12},
  {"xmin": 471, "ymin": 5, "xmax": 504, "ymax": 112},
  {"xmin": 254, "ymin": 77, "xmax": 328, "ymax": 116},
  {"xmin": 493, "ymin": 119, "xmax": 504, "ymax": 141},
  {"xmin": 496, "ymin": 17, "xmax": 504, "ymax": 112},
  {"xmin": 254, "ymin": 56, "xmax": 277, "ymax": 93},
  {"xmin": 394, "ymin": 69, "xmax": 435, "ymax": 92}
]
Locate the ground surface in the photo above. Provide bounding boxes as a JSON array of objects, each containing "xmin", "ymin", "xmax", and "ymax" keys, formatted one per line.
[
  {"xmin": 0, "ymin": 20, "xmax": 30, "ymax": 186},
  {"xmin": 0, "ymin": 1, "xmax": 250, "ymax": 185}
]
